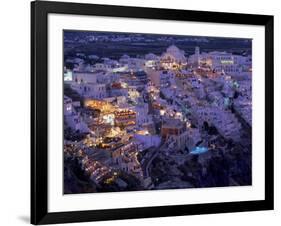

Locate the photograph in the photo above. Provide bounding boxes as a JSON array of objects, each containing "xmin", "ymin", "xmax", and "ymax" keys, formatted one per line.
[
  {"xmin": 63, "ymin": 30, "xmax": 252, "ymax": 194},
  {"xmin": 29, "ymin": 1, "xmax": 274, "ymax": 224}
]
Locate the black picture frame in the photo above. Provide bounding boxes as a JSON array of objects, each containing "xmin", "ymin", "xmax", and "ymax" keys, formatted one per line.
[{"xmin": 31, "ymin": 0, "xmax": 274, "ymax": 224}]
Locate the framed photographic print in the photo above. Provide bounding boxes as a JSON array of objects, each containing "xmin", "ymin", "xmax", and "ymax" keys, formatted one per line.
[{"xmin": 31, "ymin": 0, "xmax": 274, "ymax": 224}]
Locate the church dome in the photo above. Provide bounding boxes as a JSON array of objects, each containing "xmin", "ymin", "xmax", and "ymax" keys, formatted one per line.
[{"xmin": 162, "ymin": 45, "xmax": 186, "ymax": 63}]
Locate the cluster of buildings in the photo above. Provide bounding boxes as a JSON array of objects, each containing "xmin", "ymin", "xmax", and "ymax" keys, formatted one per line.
[
  {"xmin": 64, "ymin": 143, "xmax": 115, "ymax": 185},
  {"xmin": 64, "ymin": 43, "xmax": 252, "ymax": 191}
]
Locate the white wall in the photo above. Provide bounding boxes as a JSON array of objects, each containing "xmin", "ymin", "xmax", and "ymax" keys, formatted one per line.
[{"xmin": 0, "ymin": 0, "xmax": 279, "ymax": 225}]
